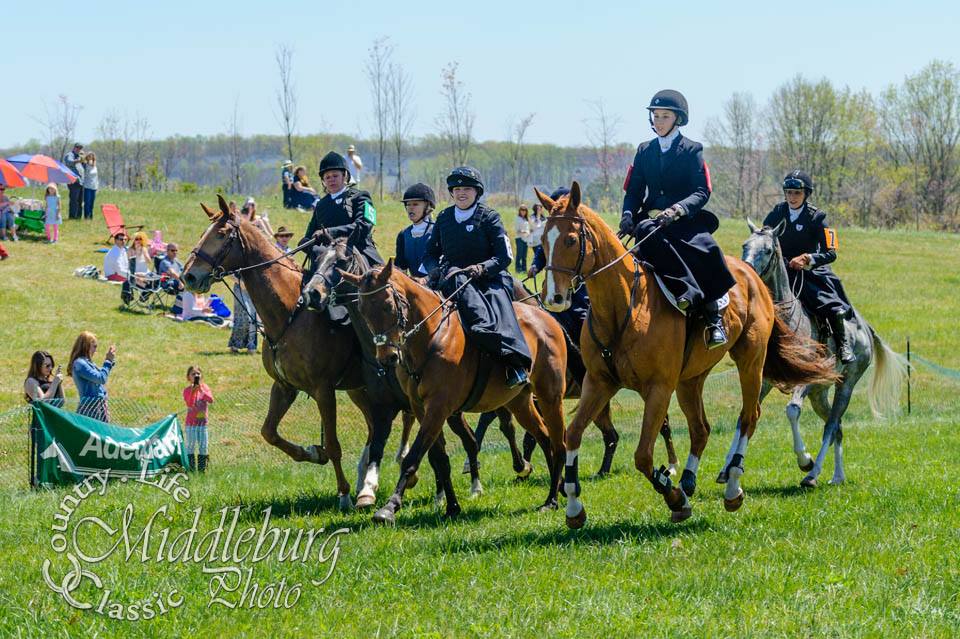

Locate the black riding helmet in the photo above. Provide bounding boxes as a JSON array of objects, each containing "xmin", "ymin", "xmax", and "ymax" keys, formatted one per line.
[
  {"xmin": 446, "ymin": 166, "xmax": 484, "ymax": 198},
  {"xmin": 318, "ymin": 151, "xmax": 351, "ymax": 179},
  {"xmin": 782, "ymin": 170, "xmax": 814, "ymax": 195},
  {"xmin": 401, "ymin": 183, "xmax": 436, "ymax": 207},
  {"xmin": 647, "ymin": 89, "xmax": 689, "ymax": 131}
]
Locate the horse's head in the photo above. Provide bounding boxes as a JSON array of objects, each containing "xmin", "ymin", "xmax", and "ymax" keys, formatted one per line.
[
  {"xmin": 309, "ymin": 237, "xmax": 355, "ymax": 310},
  {"xmin": 182, "ymin": 194, "xmax": 244, "ymax": 293},
  {"xmin": 339, "ymin": 258, "xmax": 405, "ymax": 367},
  {"xmin": 534, "ymin": 181, "xmax": 596, "ymax": 312},
  {"xmin": 741, "ymin": 217, "xmax": 786, "ymax": 283}
]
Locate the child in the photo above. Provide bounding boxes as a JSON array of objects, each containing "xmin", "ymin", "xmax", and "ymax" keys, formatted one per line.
[
  {"xmin": 394, "ymin": 183, "xmax": 436, "ymax": 277},
  {"xmin": 0, "ymin": 185, "xmax": 16, "ymax": 242},
  {"xmin": 44, "ymin": 184, "xmax": 62, "ymax": 243},
  {"xmin": 182, "ymin": 365, "xmax": 214, "ymax": 472}
]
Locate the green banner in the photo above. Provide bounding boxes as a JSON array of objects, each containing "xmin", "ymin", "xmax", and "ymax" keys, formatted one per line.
[{"xmin": 31, "ymin": 402, "xmax": 188, "ymax": 487}]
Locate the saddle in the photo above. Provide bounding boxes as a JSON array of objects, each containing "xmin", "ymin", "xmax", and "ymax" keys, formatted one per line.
[{"xmin": 641, "ymin": 261, "xmax": 729, "ymax": 316}]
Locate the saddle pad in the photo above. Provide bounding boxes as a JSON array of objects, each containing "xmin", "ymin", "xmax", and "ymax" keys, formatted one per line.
[{"xmin": 652, "ymin": 271, "xmax": 729, "ymax": 315}]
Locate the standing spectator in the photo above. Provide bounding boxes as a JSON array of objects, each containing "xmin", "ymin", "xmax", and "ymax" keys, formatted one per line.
[
  {"xmin": 103, "ymin": 232, "xmax": 130, "ymax": 282},
  {"xmin": 240, "ymin": 197, "xmax": 274, "ymax": 237},
  {"xmin": 23, "ymin": 351, "xmax": 65, "ymax": 406},
  {"xmin": 182, "ymin": 365, "xmax": 214, "ymax": 472},
  {"xmin": 68, "ymin": 331, "xmax": 116, "ymax": 422},
  {"xmin": 63, "ymin": 143, "xmax": 84, "ymax": 219},
  {"xmin": 529, "ymin": 203, "xmax": 546, "ymax": 253},
  {"xmin": 158, "ymin": 243, "xmax": 184, "ymax": 293},
  {"xmin": 346, "ymin": 145, "xmax": 363, "ymax": 185},
  {"xmin": 80, "ymin": 153, "xmax": 99, "ymax": 220},
  {"xmin": 0, "ymin": 185, "xmax": 17, "ymax": 241},
  {"xmin": 228, "ymin": 276, "xmax": 258, "ymax": 354},
  {"xmin": 273, "ymin": 226, "xmax": 294, "ymax": 253},
  {"xmin": 44, "ymin": 184, "xmax": 62, "ymax": 243},
  {"xmin": 514, "ymin": 204, "xmax": 531, "ymax": 273},
  {"xmin": 281, "ymin": 160, "xmax": 294, "ymax": 209},
  {"xmin": 291, "ymin": 166, "xmax": 318, "ymax": 210}
]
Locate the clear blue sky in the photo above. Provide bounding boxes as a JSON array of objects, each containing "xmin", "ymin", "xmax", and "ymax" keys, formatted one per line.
[{"xmin": 2, "ymin": 0, "xmax": 957, "ymax": 150}]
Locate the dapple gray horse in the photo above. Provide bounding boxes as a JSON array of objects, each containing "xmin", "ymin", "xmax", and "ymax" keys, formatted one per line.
[{"xmin": 728, "ymin": 219, "xmax": 908, "ymax": 487}]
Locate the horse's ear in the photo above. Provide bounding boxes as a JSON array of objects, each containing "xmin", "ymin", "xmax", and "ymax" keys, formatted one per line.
[
  {"xmin": 747, "ymin": 218, "xmax": 759, "ymax": 234},
  {"xmin": 201, "ymin": 202, "xmax": 218, "ymax": 220},
  {"xmin": 217, "ymin": 194, "xmax": 232, "ymax": 219},
  {"xmin": 773, "ymin": 218, "xmax": 787, "ymax": 236},
  {"xmin": 569, "ymin": 181, "xmax": 582, "ymax": 211},
  {"xmin": 337, "ymin": 269, "xmax": 362, "ymax": 285},
  {"xmin": 381, "ymin": 258, "xmax": 395, "ymax": 280},
  {"xmin": 534, "ymin": 188, "xmax": 556, "ymax": 212}
]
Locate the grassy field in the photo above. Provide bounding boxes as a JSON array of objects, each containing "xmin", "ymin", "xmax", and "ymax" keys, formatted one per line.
[{"xmin": 0, "ymin": 188, "xmax": 958, "ymax": 637}]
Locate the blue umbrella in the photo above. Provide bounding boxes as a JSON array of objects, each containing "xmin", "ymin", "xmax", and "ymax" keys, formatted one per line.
[{"xmin": 6, "ymin": 153, "xmax": 79, "ymax": 184}]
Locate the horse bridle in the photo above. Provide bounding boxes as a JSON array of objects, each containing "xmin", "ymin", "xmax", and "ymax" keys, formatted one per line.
[
  {"xmin": 359, "ymin": 281, "xmax": 410, "ymax": 351},
  {"xmin": 543, "ymin": 214, "xmax": 595, "ymax": 290},
  {"xmin": 189, "ymin": 218, "xmax": 243, "ymax": 281}
]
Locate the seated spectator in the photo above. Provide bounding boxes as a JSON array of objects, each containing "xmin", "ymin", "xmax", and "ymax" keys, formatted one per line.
[
  {"xmin": 178, "ymin": 290, "xmax": 224, "ymax": 325},
  {"xmin": 0, "ymin": 185, "xmax": 17, "ymax": 242},
  {"xmin": 130, "ymin": 231, "xmax": 153, "ymax": 275},
  {"xmin": 158, "ymin": 243, "xmax": 184, "ymax": 293},
  {"xmin": 240, "ymin": 197, "xmax": 274, "ymax": 237},
  {"xmin": 23, "ymin": 351, "xmax": 65, "ymax": 406},
  {"xmin": 291, "ymin": 166, "xmax": 319, "ymax": 210},
  {"xmin": 0, "ymin": 240, "xmax": 8, "ymax": 260},
  {"xmin": 274, "ymin": 226, "xmax": 294, "ymax": 253},
  {"xmin": 149, "ymin": 230, "xmax": 166, "ymax": 258},
  {"xmin": 103, "ymin": 232, "xmax": 130, "ymax": 282},
  {"xmin": 68, "ymin": 331, "xmax": 116, "ymax": 423}
]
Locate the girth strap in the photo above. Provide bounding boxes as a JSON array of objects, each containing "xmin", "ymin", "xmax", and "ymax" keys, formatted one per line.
[
  {"xmin": 586, "ymin": 264, "xmax": 641, "ymax": 384},
  {"xmin": 456, "ymin": 350, "xmax": 495, "ymax": 414}
]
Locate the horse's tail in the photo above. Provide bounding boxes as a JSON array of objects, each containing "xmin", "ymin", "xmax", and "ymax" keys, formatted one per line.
[
  {"xmin": 867, "ymin": 324, "xmax": 909, "ymax": 418},
  {"xmin": 764, "ymin": 312, "xmax": 842, "ymax": 391}
]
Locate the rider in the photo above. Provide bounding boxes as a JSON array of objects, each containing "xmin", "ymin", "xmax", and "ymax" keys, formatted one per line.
[
  {"xmin": 619, "ymin": 89, "xmax": 735, "ymax": 349},
  {"xmin": 421, "ymin": 167, "xmax": 533, "ymax": 389},
  {"xmin": 394, "ymin": 183, "xmax": 436, "ymax": 278},
  {"xmin": 301, "ymin": 151, "xmax": 383, "ymax": 312},
  {"xmin": 763, "ymin": 170, "xmax": 855, "ymax": 363}
]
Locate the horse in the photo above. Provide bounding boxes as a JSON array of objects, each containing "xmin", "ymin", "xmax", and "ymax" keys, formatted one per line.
[
  {"xmin": 535, "ymin": 182, "xmax": 839, "ymax": 528},
  {"xmin": 740, "ymin": 219, "xmax": 908, "ymax": 487},
  {"xmin": 182, "ymin": 195, "xmax": 468, "ymax": 509},
  {"xmin": 339, "ymin": 259, "xmax": 570, "ymax": 525}
]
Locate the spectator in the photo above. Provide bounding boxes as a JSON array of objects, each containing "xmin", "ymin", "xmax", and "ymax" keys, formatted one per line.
[
  {"xmin": 0, "ymin": 240, "xmax": 8, "ymax": 260},
  {"xmin": 178, "ymin": 290, "xmax": 224, "ymax": 325},
  {"xmin": 291, "ymin": 166, "xmax": 318, "ymax": 210},
  {"xmin": 44, "ymin": 183, "xmax": 62, "ymax": 243},
  {"xmin": 0, "ymin": 185, "xmax": 16, "ymax": 241},
  {"xmin": 63, "ymin": 143, "xmax": 84, "ymax": 219},
  {"xmin": 228, "ymin": 277, "xmax": 258, "ymax": 354},
  {"xmin": 68, "ymin": 331, "xmax": 116, "ymax": 422},
  {"xmin": 182, "ymin": 365, "xmax": 214, "ymax": 472},
  {"xmin": 529, "ymin": 203, "xmax": 546, "ymax": 252},
  {"xmin": 514, "ymin": 204, "xmax": 531, "ymax": 273},
  {"xmin": 130, "ymin": 231, "xmax": 152, "ymax": 275},
  {"xmin": 23, "ymin": 351, "xmax": 65, "ymax": 406},
  {"xmin": 241, "ymin": 197, "xmax": 273, "ymax": 237},
  {"xmin": 103, "ymin": 232, "xmax": 130, "ymax": 282},
  {"xmin": 281, "ymin": 160, "xmax": 294, "ymax": 209},
  {"xmin": 158, "ymin": 243, "xmax": 184, "ymax": 293},
  {"xmin": 346, "ymin": 144, "xmax": 363, "ymax": 185},
  {"xmin": 80, "ymin": 153, "xmax": 99, "ymax": 220},
  {"xmin": 227, "ymin": 200, "xmax": 240, "ymax": 217},
  {"xmin": 273, "ymin": 226, "xmax": 294, "ymax": 253}
]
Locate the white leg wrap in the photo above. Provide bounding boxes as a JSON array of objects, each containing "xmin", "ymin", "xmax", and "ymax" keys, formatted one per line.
[
  {"xmin": 564, "ymin": 449, "xmax": 583, "ymax": 518},
  {"xmin": 684, "ymin": 454, "xmax": 700, "ymax": 474},
  {"xmin": 724, "ymin": 465, "xmax": 744, "ymax": 501},
  {"xmin": 471, "ymin": 477, "xmax": 483, "ymax": 497},
  {"xmin": 830, "ymin": 442, "xmax": 845, "ymax": 485}
]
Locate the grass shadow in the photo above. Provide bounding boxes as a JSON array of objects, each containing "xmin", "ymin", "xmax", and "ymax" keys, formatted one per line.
[{"xmin": 747, "ymin": 483, "xmax": 815, "ymax": 498}]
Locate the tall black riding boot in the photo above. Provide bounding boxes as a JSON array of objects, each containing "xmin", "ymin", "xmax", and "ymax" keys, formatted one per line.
[
  {"xmin": 198, "ymin": 454, "xmax": 208, "ymax": 473},
  {"xmin": 829, "ymin": 312, "xmax": 855, "ymax": 363},
  {"xmin": 188, "ymin": 454, "xmax": 196, "ymax": 472},
  {"xmin": 703, "ymin": 299, "xmax": 728, "ymax": 350}
]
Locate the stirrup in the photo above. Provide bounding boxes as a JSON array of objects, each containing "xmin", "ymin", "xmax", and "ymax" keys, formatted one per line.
[
  {"xmin": 505, "ymin": 367, "xmax": 529, "ymax": 389},
  {"xmin": 705, "ymin": 325, "xmax": 727, "ymax": 350}
]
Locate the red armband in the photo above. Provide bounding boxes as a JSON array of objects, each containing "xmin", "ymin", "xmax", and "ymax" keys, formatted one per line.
[
  {"xmin": 622, "ymin": 165, "xmax": 633, "ymax": 192},
  {"xmin": 704, "ymin": 162, "xmax": 712, "ymax": 193}
]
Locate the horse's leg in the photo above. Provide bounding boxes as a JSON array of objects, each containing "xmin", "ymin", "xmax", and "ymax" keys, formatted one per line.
[
  {"xmin": 592, "ymin": 402, "xmax": 620, "ymax": 478},
  {"xmin": 345, "ymin": 389, "xmax": 374, "ymax": 497},
  {"xmin": 803, "ymin": 373, "xmax": 860, "ymax": 487},
  {"xmin": 446, "ymin": 414, "xmax": 483, "ymax": 497},
  {"xmin": 675, "ymin": 374, "xmax": 711, "ymax": 512},
  {"xmin": 507, "ymin": 391, "xmax": 565, "ymax": 511},
  {"xmin": 356, "ymin": 402, "xmax": 401, "ymax": 509},
  {"xmin": 461, "ymin": 411, "xmax": 493, "ymax": 474},
  {"xmin": 660, "ymin": 415, "xmax": 679, "ymax": 477},
  {"xmin": 496, "ymin": 407, "xmax": 533, "ymax": 478},
  {"xmin": 260, "ymin": 382, "xmax": 322, "ymax": 463},
  {"xmin": 521, "ymin": 431, "xmax": 537, "ymax": 464},
  {"xmin": 785, "ymin": 384, "xmax": 815, "ymax": 472},
  {"xmin": 396, "ymin": 410, "xmax": 415, "ymax": 463},
  {"xmin": 317, "ymin": 387, "xmax": 353, "ymax": 510},
  {"xmin": 631, "ymin": 383, "xmax": 688, "ymax": 520},
  {"xmin": 721, "ymin": 348, "xmax": 766, "ymax": 513},
  {"xmin": 427, "ymin": 431, "xmax": 461, "ymax": 518},
  {"xmin": 564, "ymin": 373, "xmax": 618, "ymax": 528},
  {"xmin": 372, "ymin": 404, "xmax": 449, "ymax": 525},
  {"xmin": 716, "ymin": 380, "xmax": 774, "ymax": 484}
]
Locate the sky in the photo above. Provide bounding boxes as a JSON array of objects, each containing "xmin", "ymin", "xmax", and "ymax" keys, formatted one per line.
[{"xmin": 2, "ymin": 0, "xmax": 957, "ymax": 151}]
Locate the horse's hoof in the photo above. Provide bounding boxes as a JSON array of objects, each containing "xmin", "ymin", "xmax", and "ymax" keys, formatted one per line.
[
  {"xmin": 372, "ymin": 507, "xmax": 395, "ymax": 526},
  {"xmin": 307, "ymin": 445, "xmax": 329, "ymax": 465},
  {"xmin": 444, "ymin": 503, "xmax": 462, "ymax": 519},
  {"xmin": 470, "ymin": 482, "xmax": 483, "ymax": 499},
  {"xmin": 594, "ymin": 469, "xmax": 609, "ymax": 479},
  {"xmin": 799, "ymin": 457, "xmax": 815, "ymax": 472},
  {"xmin": 566, "ymin": 506, "xmax": 586, "ymax": 529},
  {"xmin": 516, "ymin": 461, "xmax": 533, "ymax": 479},
  {"xmin": 723, "ymin": 489, "xmax": 745, "ymax": 512},
  {"xmin": 338, "ymin": 493, "xmax": 354, "ymax": 512},
  {"xmin": 828, "ymin": 475, "xmax": 845, "ymax": 486},
  {"xmin": 671, "ymin": 506, "xmax": 693, "ymax": 523},
  {"xmin": 356, "ymin": 493, "xmax": 376, "ymax": 509},
  {"xmin": 406, "ymin": 472, "xmax": 419, "ymax": 490},
  {"xmin": 715, "ymin": 469, "xmax": 728, "ymax": 484},
  {"xmin": 538, "ymin": 500, "xmax": 558, "ymax": 513},
  {"xmin": 800, "ymin": 476, "xmax": 818, "ymax": 489}
]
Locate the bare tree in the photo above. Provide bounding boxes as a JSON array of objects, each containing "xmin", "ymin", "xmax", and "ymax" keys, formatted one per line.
[
  {"xmin": 125, "ymin": 115, "xmax": 151, "ymax": 191},
  {"xmin": 274, "ymin": 44, "xmax": 298, "ymax": 163},
  {"xmin": 388, "ymin": 61, "xmax": 415, "ymax": 194},
  {"xmin": 705, "ymin": 92, "xmax": 764, "ymax": 216},
  {"xmin": 227, "ymin": 97, "xmax": 244, "ymax": 193},
  {"xmin": 506, "ymin": 113, "xmax": 536, "ymax": 204},
  {"xmin": 584, "ymin": 100, "xmax": 623, "ymax": 208},
  {"xmin": 95, "ymin": 111, "xmax": 123, "ymax": 189},
  {"xmin": 35, "ymin": 95, "xmax": 82, "ymax": 161},
  {"xmin": 365, "ymin": 37, "xmax": 393, "ymax": 201},
  {"xmin": 436, "ymin": 62, "xmax": 475, "ymax": 166}
]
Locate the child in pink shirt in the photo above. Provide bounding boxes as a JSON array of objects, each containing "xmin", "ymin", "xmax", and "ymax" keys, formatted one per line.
[{"xmin": 182, "ymin": 365, "xmax": 214, "ymax": 472}]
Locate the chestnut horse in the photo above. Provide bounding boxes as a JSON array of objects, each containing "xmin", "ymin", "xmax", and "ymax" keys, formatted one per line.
[
  {"xmin": 340, "ymin": 260, "xmax": 569, "ymax": 525},
  {"xmin": 535, "ymin": 183, "xmax": 839, "ymax": 527}
]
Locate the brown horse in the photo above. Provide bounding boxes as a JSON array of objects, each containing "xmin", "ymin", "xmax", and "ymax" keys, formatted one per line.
[
  {"xmin": 535, "ymin": 183, "xmax": 839, "ymax": 527},
  {"xmin": 340, "ymin": 259, "xmax": 569, "ymax": 524}
]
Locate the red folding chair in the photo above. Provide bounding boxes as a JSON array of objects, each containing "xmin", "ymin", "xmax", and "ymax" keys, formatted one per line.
[{"xmin": 100, "ymin": 203, "xmax": 143, "ymax": 242}]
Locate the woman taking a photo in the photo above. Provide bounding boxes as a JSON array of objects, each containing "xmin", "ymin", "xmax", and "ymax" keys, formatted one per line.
[
  {"xmin": 23, "ymin": 351, "xmax": 65, "ymax": 406},
  {"xmin": 68, "ymin": 331, "xmax": 117, "ymax": 422}
]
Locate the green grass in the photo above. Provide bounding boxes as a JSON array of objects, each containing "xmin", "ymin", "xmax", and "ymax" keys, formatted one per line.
[{"xmin": 1, "ymin": 189, "xmax": 959, "ymax": 637}]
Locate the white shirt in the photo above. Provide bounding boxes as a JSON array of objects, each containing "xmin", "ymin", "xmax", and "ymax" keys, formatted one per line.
[
  {"xmin": 454, "ymin": 204, "xmax": 477, "ymax": 223},
  {"xmin": 103, "ymin": 246, "xmax": 129, "ymax": 278},
  {"xmin": 410, "ymin": 220, "xmax": 431, "ymax": 238},
  {"xmin": 788, "ymin": 207, "xmax": 803, "ymax": 223},
  {"xmin": 81, "ymin": 164, "xmax": 99, "ymax": 190},
  {"xmin": 327, "ymin": 187, "xmax": 348, "ymax": 202},
  {"xmin": 529, "ymin": 215, "xmax": 546, "ymax": 245},
  {"xmin": 515, "ymin": 216, "xmax": 531, "ymax": 241},
  {"xmin": 180, "ymin": 291, "xmax": 209, "ymax": 320},
  {"xmin": 657, "ymin": 128, "xmax": 681, "ymax": 153}
]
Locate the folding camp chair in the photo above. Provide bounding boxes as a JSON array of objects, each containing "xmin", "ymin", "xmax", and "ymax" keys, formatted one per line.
[
  {"xmin": 14, "ymin": 209, "xmax": 45, "ymax": 235},
  {"xmin": 101, "ymin": 203, "xmax": 143, "ymax": 243},
  {"xmin": 120, "ymin": 258, "xmax": 171, "ymax": 312}
]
